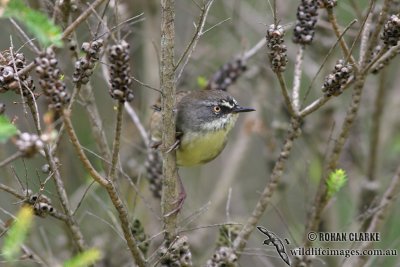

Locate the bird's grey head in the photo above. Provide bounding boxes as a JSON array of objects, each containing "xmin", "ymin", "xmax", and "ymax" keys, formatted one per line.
[{"xmin": 176, "ymin": 90, "xmax": 254, "ymax": 133}]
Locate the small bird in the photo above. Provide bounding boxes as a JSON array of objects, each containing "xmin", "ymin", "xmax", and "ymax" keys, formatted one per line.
[
  {"xmin": 147, "ymin": 89, "xmax": 254, "ymax": 212},
  {"xmin": 149, "ymin": 89, "xmax": 255, "ymax": 166}
]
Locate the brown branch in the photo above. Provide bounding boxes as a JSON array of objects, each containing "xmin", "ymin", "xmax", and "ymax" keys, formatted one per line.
[
  {"xmin": 0, "ymin": 152, "xmax": 23, "ymax": 168},
  {"xmin": 325, "ymin": 7, "xmax": 358, "ymax": 70},
  {"xmin": 175, "ymin": 0, "xmax": 214, "ymax": 82},
  {"xmin": 292, "ymin": 45, "xmax": 304, "ymax": 114},
  {"xmin": 358, "ymin": 69, "xmax": 387, "ymax": 227},
  {"xmin": 361, "ymin": 0, "xmax": 392, "ymax": 67},
  {"xmin": 62, "ymin": 109, "xmax": 147, "ymax": 266},
  {"xmin": 232, "ymin": 118, "xmax": 302, "ymax": 254},
  {"xmin": 124, "ymin": 102, "xmax": 150, "ymax": 146},
  {"xmin": 294, "ymin": 76, "xmax": 366, "ymax": 267},
  {"xmin": 0, "ymin": 182, "xmax": 69, "ymax": 222},
  {"xmin": 108, "ymin": 101, "xmax": 124, "ymax": 181},
  {"xmin": 17, "ymin": 0, "xmax": 108, "ymax": 77},
  {"xmin": 79, "ymin": 83, "xmax": 112, "ymax": 173},
  {"xmin": 62, "ymin": 110, "xmax": 109, "ymax": 187},
  {"xmin": 368, "ymin": 44, "xmax": 400, "ymax": 74},
  {"xmin": 27, "ymin": 102, "xmax": 87, "ymax": 252},
  {"xmin": 276, "ymin": 72, "xmax": 296, "ymax": 117},
  {"xmin": 160, "ymin": 0, "xmax": 179, "ymax": 241},
  {"xmin": 344, "ymin": 165, "xmax": 400, "ymax": 267}
]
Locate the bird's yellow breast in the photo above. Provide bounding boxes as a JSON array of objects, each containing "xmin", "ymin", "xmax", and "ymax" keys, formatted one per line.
[
  {"xmin": 176, "ymin": 114, "xmax": 237, "ymax": 166},
  {"xmin": 176, "ymin": 129, "xmax": 229, "ymax": 166}
]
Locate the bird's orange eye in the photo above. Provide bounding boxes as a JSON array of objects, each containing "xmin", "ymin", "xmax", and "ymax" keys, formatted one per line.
[{"xmin": 213, "ymin": 106, "xmax": 221, "ymax": 113}]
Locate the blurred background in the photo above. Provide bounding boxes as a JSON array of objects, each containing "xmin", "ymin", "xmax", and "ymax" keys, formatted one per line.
[{"xmin": 0, "ymin": 0, "xmax": 399, "ymax": 266}]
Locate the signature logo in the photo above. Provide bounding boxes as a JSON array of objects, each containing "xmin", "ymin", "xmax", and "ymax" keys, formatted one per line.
[{"xmin": 257, "ymin": 226, "xmax": 291, "ymax": 266}]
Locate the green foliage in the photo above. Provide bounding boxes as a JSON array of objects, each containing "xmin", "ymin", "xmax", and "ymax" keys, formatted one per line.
[
  {"xmin": 2, "ymin": 206, "xmax": 34, "ymax": 261},
  {"xmin": 2, "ymin": 0, "xmax": 63, "ymax": 47},
  {"xmin": 197, "ymin": 76, "xmax": 208, "ymax": 89},
  {"xmin": 63, "ymin": 248, "xmax": 101, "ymax": 267},
  {"xmin": 326, "ymin": 169, "xmax": 347, "ymax": 198},
  {"xmin": 0, "ymin": 115, "xmax": 18, "ymax": 143}
]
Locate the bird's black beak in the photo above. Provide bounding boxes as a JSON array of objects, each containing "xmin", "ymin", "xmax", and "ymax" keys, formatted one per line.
[{"xmin": 232, "ymin": 105, "xmax": 255, "ymax": 113}]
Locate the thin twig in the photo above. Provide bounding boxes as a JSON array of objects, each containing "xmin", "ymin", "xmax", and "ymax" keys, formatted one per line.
[
  {"xmin": 97, "ymin": 13, "xmax": 145, "ymax": 39},
  {"xmin": 358, "ymin": 69, "xmax": 387, "ymax": 226},
  {"xmin": 242, "ymin": 38, "xmax": 266, "ymax": 62},
  {"xmin": 124, "ymin": 102, "xmax": 150, "ymax": 146},
  {"xmin": 27, "ymin": 101, "xmax": 87, "ymax": 252},
  {"xmin": 343, "ymin": 165, "xmax": 400, "ymax": 267},
  {"xmin": 362, "ymin": 46, "xmax": 389, "ymax": 74},
  {"xmin": 325, "ymin": 8, "xmax": 358, "ymax": 70},
  {"xmin": 9, "ymin": 18, "xmax": 40, "ymax": 54},
  {"xmin": 108, "ymin": 101, "xmax": 124, "ymax": 181},
  {"xmin": 303, "ymin": 19, "xmax": 357, "ymax": 105},
  {"xmin": 370, "ymin": 44, "xmax": 400, "ymax": 73},
  {"xmin": 295, "ymin": 77, "xmax": 367, "ymax": 267},
  {"xmin": 62, "ymin": 109, "xmax": 147, "ymax": 266},
  {"xmin": 366, "ymin": 71, "xmax": 386, "ymax": 182},
  {"xmin": 62, "ymin": 109, "xmax": 109, "ymax": 186},
  {"xmin": 130, "ymin": 75, "xmax": 163, "ymax": 94},
  {"xmin": 361, "ymin": 0, "xmax": 391, "ymax": 67},
  {"xmin": 0, "ymin": 183, "xmax": 25, "ymax": 200},
  {"xmin": 276, "ymin": 72, "xmax": 296, "ymax": 117},
  {"xmin": 233, "ymin": 118, "xmax": 302, "ymax": 254},
  {"xmin": 292, "ymin": 46, "xmax": 305, "ymax": 113},
  {"xmin": 0, "ymin": 152, "xmax": 22, "ymax": 168},
  {"xmin": 79, "ymin": 82, "xmax": 112, "ymax": 173},
  {"xmin": 299, "ymin": 95, "xmax": 331, "ymax": 118},
  {"xmin": 299, "ymin": 77, "xmax": 355, "ymax": 118},
  {"xmin": 17, "ymin": 0, "xmax": 108, "ymax": 77},
  {"xmin": 175, "ymin": 0, "xmax": 215, "ymax": 82},
  {"xmin": 202, "ymin": 17, "xmax": 231, "ymax": 35}
]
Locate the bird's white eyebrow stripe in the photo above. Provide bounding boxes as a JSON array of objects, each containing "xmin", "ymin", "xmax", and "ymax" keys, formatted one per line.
[{"xmin": 220, "ymin": 99, "xmax": 236, "ymax": 108}]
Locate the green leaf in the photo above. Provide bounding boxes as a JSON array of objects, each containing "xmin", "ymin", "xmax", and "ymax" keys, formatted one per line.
[
  {"xmin": 3, "ymin": 206, "xmax": 34, "ymax": 261},
  {"xmin": 326, "ymin": 169, "xmax": 347, "ymax": 198},
  {"xmin": 0, "ymin": 115, "xmax": 18, "ymax": 143},
  {"xmin": 63, "ymin": 249, "xmax": 102, "ymax": 267},
  {"xmin": 2, "ymin": 0, "xmax": 63, "ymax": 47},
  {"xmin": 197, "ymin": 76, "xmax": 208, "ymax": 89}
]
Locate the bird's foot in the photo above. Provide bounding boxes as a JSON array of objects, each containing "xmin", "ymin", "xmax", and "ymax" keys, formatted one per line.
[{"xmin": 164, "ymin": 189, "xmax": 186, "ymax": 217}]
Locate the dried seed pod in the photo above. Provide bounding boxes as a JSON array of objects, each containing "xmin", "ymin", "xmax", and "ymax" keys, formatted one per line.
[
  {"xmin": 381, "ymin": 14, "xmax": 400, "ymax": 46},
  {"xmin": 131, "ymin": 219, "xmax": 149, "ymax": 256},
  {"xmin": 24, "ymin": 191, "xmax": 55, "ymax": 217},
  {"xmin": 0, "ymin": 51, "xmax": 36, "ymax": 98},
  {"xmin": 371, "ymin": 44, "xmax": 400, "ymax": 74},
  {"xmin": 205, "ymin": 247, "xmax": 238, "ymax": 267},
  {"xmin": 206, "ymin": 58, "xmax": 247, "ymax": 91},
  {"xmin": 35, "ymin": 48, "xmax": 70, "ymax": 111},
  {"xmin": 322, "ymin": 59, "xmax": 353, "ymax": 97},
  {"xmin": 266, "ymin": 24, "xmax": 288, "ymax": 73},
  {"xmin": 216, "ymin": 224, "xmax": 241, "ymax": 248},
  {"xmin": 293, "ymin": 0, "xmax": 319, "ymax": 45},
  {"xmin": 318, "ymin": 0, "xmax": 337, "ymax": 8},
  {"xmin": 15, "ymin": 132, "xmax": 44, "ymax": 157},
  {"xmin": 107, "ymin": 40, "xmax": 134, "ymax": 102},
  {"xmin": 145, "ymin": 149, "xmax": 163, "ymax": 198},
  {"xmin": 72, "ymin": 39, "xmax": 103, "ymax": 84},
  {"xmin": 159, "ymin": 236, "xmax": 193, "ymax": 267}
]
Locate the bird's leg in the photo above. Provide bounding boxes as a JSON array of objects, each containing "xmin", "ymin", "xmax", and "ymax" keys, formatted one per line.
[
  {"xmin": 164, "ymin": 172, "xmax": 186, "ymax": 217},
  {"xmin": 166, "ymin": 139, "xmax": 180, "ymax": 153}
]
